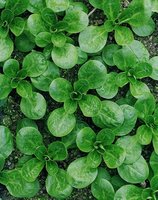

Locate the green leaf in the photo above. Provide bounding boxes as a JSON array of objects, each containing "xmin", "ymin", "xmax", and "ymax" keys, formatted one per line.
[
  {"xmin": 78, "ymin": 60, "xmax": 107, "ymax": 89},
  {"xmin": 1, "ymin": 9, "xmax": 14, "ymax": 24},
  {"xmin": 22, "ymin": 51, "xmax": 48, "ymax": 77},
  {"xmin": 102, "ymin": 44, "xmax": 120, "ymax": 66},
  {"xmin": 86, "ymin": 150, "xmax": 102, "ymax": 168},
  {"xmin": 76, "ymin": 127, "xmax": 96, "ymax": 152},
  {"xmin": 3, "ymin": 59, "xmax": 19, "ymax": 78},
  {"xmin": 2, "ymin": 169, "xmax": 40, "ymax": 198},
  {"xmin": 49, "ymin": 78, "xmax": 72, "ymax": 102},
  {"xmin": 16, "ymin": 80, "xmax": 33, "ymax": 98},
  {"xmin": 113, "ymin": 104, "xmax": 137, "ymax": 136},
  {"xmin": 73, "ymin": 79, "xmax": 89, "ymax": 93},
  {"xmin": 34, "ymin": 145, "xmax": 47, "ymax": 161},
  {"xmin": 152, "ymin": 129, "xmax": 158, "ymax": 154},
  {"xmin": 79, "ymin": 95, "xmax": 102, "ymax": 117},
  {"xmin": 132, "ymin": 18, "xmax": 155, "ymax": 37},
  {"xmin": 15, "ymin": 32, "xmax": 35, "ymax": 53},
  {"xmin": 63, "ymin": 9, "xmax": 89, "ymax": 33},
  {"xmin": 114, "ymin": 26, "xmax": 134, "ymax": 46},
  {"xmin": 31, "ymin": 61, "xmax": 60, "ymax": 92},
  {"xmin": 97, "ymin": 72, "xmax": 119, "ymax": 99},
  {"xmin": 118, "ymin": 0, "xmax": 152, "ymax": 27},
  {"xmin": 91, "ymin": 178, "xmax": 115, "ymax": 200},
  {"xmin": 113, "ymin": 48, "xmax": 136, "ymax": 71},
  {"xmin": 103, "ymin": 144, "xmax": 125, "ymax": 168},
  {"xmin": 46, "ymin": 170, "xmax": 73, "ymax": 199},
  {"xmin": 152, "ymin": 0, "xmax": 158, "ymax": 12},
  {"xmin": 0, "ymin": 154, "xmax": 5, "ymax": 171},
  {"xmin": 118, "ymin": 156, "xmax": 149, "ymax": 183},
  {"xmin": 92, "ymin": 100, "xmax": 124, "ymax": 128},
  {"xmin": 150, "ymin": 175, "xmax": 158, "ymax": 191},
  {"xmin": 150, "ymin": 151, "xmax": 158, "ymax": 174},
  {"xmin": 96, "ymin": 128, "xmax": 115, "ymax": 146},
  {"xmin": 16, "ymin": 127, "xmax": 43, "ymax": 155},
  {"xmin": 27, "ymin": 14, "xmax": 48, "ymax": 36},
  {"xmin": 35, "ymin": 32, "xmax": 52, "ymax": 48},
  {"xmin": 0, "ymin": 0, "xmax": 6, "ymax": 9},
  {"xmin": 114, "ymin": 185, "xmax": 143, "ymax": 200},
  {"xmin": 89, "ymin": 0, "xmax": 104, "ymax": 9},
  {"xmin": 51, "ymin": 44, "xmax": 78, "ymax": 69},
  {"xmin": 51, "ymin": 32, "xmax": 66, "ymax": 48},
  {"xmin": 41, "ymin": 7, "xmax": 57, "ymax": 27},
  {"xmin": 46, "ymin": 161, "xmax": 58, "ymax": 176},
  {"xmin": 6, "ymin": 0, "xmax": 29, "ymax": 15},
  {"xmin": 22, "ymin": 158, "xmax": 44, "ymax": 182},
  {"xmin": 27, "ymin": 0, "xmax": 46, "ymax": 13},
  {"xmin": 79, "ymin": 25, "xmax": 108, "ymax": 53},
  {"xmin": 149, "ymin": 56, "xmax": 158, "ymax": 80},
  {"xmin": 0, "ymin": 74, "xmax": 11, "ymax": 99},
  {"xmin": 0, "ymin": 126, "xmax": 13, "ymax": 158},
  {"xmin": 16, "ymin": 118, "xmax": 38, "ymax": 132},
  {"xmin": 136, "ymin": 125, "xmax": 152, "ymax": 145},
  {"xmin": 48, "ymin": 141, "xmax": 68, "ymax": 161},
  {"xmin": 45, "ymin": 0, "xmax": 70, "ymax": 12},
  {"xmin": 10, "ymin": 17, "xmax": 25, "ymax": 36},
  {"xmin": 134, "ymin": 93, "xmax": 155, "ymax": 120},
  {"xmin": 67, "ymin": 157, "xmax": 98, "ymax": 188},
  {"xmin": 0, "ymin": 36, "xmax": 13, "ymax": 62},
  {"xmin": 47, "ymin": 107, "xmax": 76, "ymax": 137},
  {"xmin": 64, "ymin": 99, "xmax": 78, "ymax": 114},
  {"xmin": 130, "ymin": 80, "xmax": 150, "ymax": 99},
  {"xmin": 76, "ymin": 47, "xmax": 88, "ymax": 65},
  {"xmin": 116, "ymin": 136, "xmax": 142, "ymax": 164},
  {"xmin": 20, "ymin": 92, "xmax": 47, "ymax": 120},
  {"xmin": 133, "ymin": 62, "xmax": 152, "ymax": 78}
]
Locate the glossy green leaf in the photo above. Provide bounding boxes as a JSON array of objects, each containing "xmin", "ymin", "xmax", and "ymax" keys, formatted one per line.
[
  {"xmin": 118, "ymin": 156, "xmax": 149, "ymax": 183},
  {"xmin": 0, "ymin": 36, "xmax": 13, "ymax": 62},
  {"xmin": 0, "ymin": 154, "xmax": 5, "ymax": 171},
  {"xmin": 3, "ymin": 59, "xmax": 19, "ymax": 78},
  {"xmin": 22, "ymin": 158, "xmax": 44, "ymax": 182},
  {"xmin": 136, "ymin": 125, "xmax": 152, "ymax": 145},
  {"xmin": 6, "ymin": 0, "xmax": 29, "ymax": 15},
  {"xmin": 10, "ymin": 17, "xmax": 25, "ymax": 36},
  {"xmin": 0, "ymin": 74, "xmax": 11, "ymax": 99},
  {"xmin": 114, "ymin": 26, "xmax": 134, "ymax": 46},
  {"xmin": 47, "ymin": 107, "xmax": 76, "ymax": 137},
  {"xmin": 133, "ymin": 62, "xmax": 152, "ymax": 78},
  {"xmin": 91, "ymin": 178, "xmax": 115, "ymax": 200},
  {"xmin": 116, "ymin": 136, "xmax": 142, "ymax": 164},
  {"xmin": 48, "ymin": 141, "xmax": 68, "ymax": 161},
  {"xmin": 16, "ymin": 118, "xmax": 38, "ymax": 132},
  {"xmin": 22, "ymin": 51, "xmax": 48, "ymax": 77},
  {"xmin": 0, "ymin": 126, "xmax": 13, "ymax": 158},
  {"xmin": 92, "ymin": 100, "xmax": 124, "ymax": 128},
  {"xmin": 46, "ymin": 169, "xmax": 72, "ymax": 199},
  {"xmin": 49, "ymin": 78, "xmax": 72, "ymax": 102},
  {"xmin": 17, "ymin": 80, "xmax": 33, "ymax": 98},
  {"xmin": 96, "ymin": 128, "xmax": 115, "ymax": 146},
  {"xmin": 150, "ymin": 151, "xmax": 158, "ymax": 174},
  {"xmin": 76, "ymin": 127, "xmax": 96, "ymax": 152},
  {"xmin": 114, "ymin": 104, "xmax": 137, "ymax": 136},
  {"xmin": 149, "ymin": 56, "xmax": 158, "ymax": 80},
  {"xmin": 67, "ymin": 157, "xmax": 98, "ymax": 188},
  {"xmin": 16, "ymin": 127, "xmax": 43, "ymax": 155},
  {"xmin": 97, "ymin": 72, "xmax": 118, "ymax": 99},
  {"xmin": 103, "ymin": 144, "xmax": 125, "ymax": 168},
  {"xmin": 114, "ymin": 185, "xmax": 143, "ymax": 200},
  {"xmin": 63, "ymin": 9, "xmax": 89, "ymax": 33},
  {"xmin": 20, "ymin": 92, "xmax": 47, "ymax": 120},
  {"xmin": 79, "ymin": 25, "xmax": 108, "ymax": 53},
  {"xmin": 51, "ymin": 44, "xmax": 78, "ymax": 69},
  {"xmin": 78, "ymin": 60, "xmax": 107, "ymax": 89},
  {"xmin": 86, "ymin": 150, "xmax": 102, "ymax": 168},
  {"xmin": 103, "ymin": 0, "xmax": 120, "ymax": 20},
  {"xmin": 27, "ymin": 0, "xmax": 46, "ymax": 13},
  {"xmin": 51, "ymin": 32, "xmax": 66, "ymax": 48},
  {"xmin": 35, "ymin": 32, "xmax": 52, "ymax": 48},
  {"xmin": 46, "ymin": 161, "xmax": 58, "ymax": 176},
  {"xmin": 46, "ymin": 0, "xmax": 70, "ymax": 12},
  {"xmin": 64, "ymin": 99, "xmax": 78, "ymax": 114},
  {"xmin": 31, "ymin": 61, "xmax": 60, "ymax": 92}
]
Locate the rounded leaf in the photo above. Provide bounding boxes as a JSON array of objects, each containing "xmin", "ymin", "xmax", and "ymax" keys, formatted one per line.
[
  {"xmin": 47, "ymin": 107, "xmax": 76, "ymax": 137},
  {"xmin": 78, "ymin": 60, "xmax": 107, "ymax": 89},
  {"xmin": 67, "ymin": 157, "xmax": 98, "ymax": 188},
  {"xmin": 149, "ymin": 56, "xmax": 158, "ymax": 80},
  {"xmin": 46, "ymin": 0, "xmax": 69, "ymax": 12},
  {"xmin": 46, "ymin": 169, "xmax": 72, "ymax": 199},
  {"xmin": 3, "ymin": 59, "xmax": 19, "ymax": 78},
  {"xmin": 0, "ymin": 74, "xmax": 12, "ymax": 99},
  {"xmin": 22, "ymin": 51, "xmax": 48, "ymax": 78},
  {"xmin": 0, "ymin": 36, "xmax": 13, "ymax": 62},
  {"xmin": 51, "ymin": 44, "xmax": 78, "ymax": 69},
  {"xmin": 20, "ymin": 92, "xmax": 47, "ymax": 120},
  {"xmin": 49, "ymin": 78, "xmax": 73, "ymax": 102},
  {"xmin": 0, "ymin": 126, "xmax": 13, "ymax": 158},
  {"xmin": 136, "ymin": 125, "xmax": 152, "ymax": 145},
  {"xmin": 92, "ymin": 100, "xmax": 124, "ymax": 128},
  {"xmin": 79, "ymin": 25, "xmax": 108, "ymax": 53},
  {"xmin": 118, "ymin": 156, "xmax": 149, "ymax": 183},
  {"xmin": 16, "ymin": 127, "xmax": 43, "ymax": 155},
  {"xmin": 76, "ymin": 127, "xmax": 96, "ymax": 152}
]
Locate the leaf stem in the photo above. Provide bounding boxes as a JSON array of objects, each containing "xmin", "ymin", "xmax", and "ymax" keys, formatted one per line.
[{"xmin": 88, "ymin": 8, "xmax": 97, "ymax": 17}]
